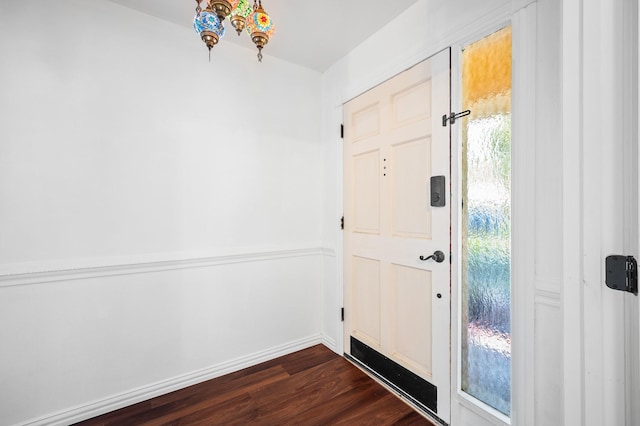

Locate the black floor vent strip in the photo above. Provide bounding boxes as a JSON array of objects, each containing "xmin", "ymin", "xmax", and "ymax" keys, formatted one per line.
[{"xmin": 349, "ymin": 337, "xmax": 438, "ymax": 415}]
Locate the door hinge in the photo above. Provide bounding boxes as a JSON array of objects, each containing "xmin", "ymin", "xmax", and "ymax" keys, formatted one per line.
[
  {"xmin": 442, "ymin": 110, "xmax": 471, "ymax": 127},
  {"xmin": 341, "ymin": 307, "xmax": 345, "ymax": 321},
  {"xmin": 340, "ymin": 124, "xmax": 344, "ymax": 139},
  {"xmin": 605, "ymin": 255, "xmax": 638, "ymax": 295},
  {"xmin": 340, "ymin": 216, "xmax": 344, "ymax": 230}
]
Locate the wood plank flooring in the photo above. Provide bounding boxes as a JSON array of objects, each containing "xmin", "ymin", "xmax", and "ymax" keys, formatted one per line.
[{"xmin": 75, "ymin": 344, "xmax": 433, "ymax": 425}]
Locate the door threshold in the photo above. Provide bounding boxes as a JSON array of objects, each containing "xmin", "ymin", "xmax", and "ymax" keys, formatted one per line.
[{"xmin": 344, "ymin": 353, "xmax": 448, "ymax": 426}]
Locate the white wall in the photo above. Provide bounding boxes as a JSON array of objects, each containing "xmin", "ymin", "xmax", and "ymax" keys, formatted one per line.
[
  {"xmin": 0, "ymin": 0, "xmax": 323, "ymax": 270},
  {"xmin": 1, "ymin": 0, "xmax": 636, "ymax": 424},
  {"xmin": 0, "ymin": 1, "xmax": 325, "ymax": 424}
]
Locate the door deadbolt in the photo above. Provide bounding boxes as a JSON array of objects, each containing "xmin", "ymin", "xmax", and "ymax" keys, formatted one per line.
[
  {"xmin": 420, "ymin": 250, "xmax": 445, "ymax": 263},
  {"xmin": 431, "ymin": 176, "xmax": 446, "ymax": 207}
]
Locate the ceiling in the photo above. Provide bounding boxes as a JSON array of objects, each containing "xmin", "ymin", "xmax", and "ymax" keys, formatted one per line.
[{"xmin": 107, "ymin": 0, "xmax": 422, "ymax": 72}]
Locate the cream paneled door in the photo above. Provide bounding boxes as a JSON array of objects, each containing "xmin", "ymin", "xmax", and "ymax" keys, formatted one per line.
[{"xmin": 343, "ymin": 49, "xmax": 450, "ymax": 424}]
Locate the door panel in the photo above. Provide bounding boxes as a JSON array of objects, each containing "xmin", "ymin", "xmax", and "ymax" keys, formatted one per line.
[
  {"xmin": 344, "ymin": 49, "xmax": 451, "ymax": 423},
  {"xmin": 392, "ymin": 137, "xmax": 433, "ymax": 238},
  {"xmin": 351, "ymin": 103, "xmax": 381, "ymax": 142},
  {"xmin": 391, "ymin": 263, "xmax": 433, "ymax": 377},
  {"xmin": 392, "ymin": 80, "xmax": 432, "ymax": 125},
  {"xmin": 353, "ymin": 150, "xmax": 381, "ymax": 234},
  {"xmin": 352, "ymin": 256, "xmax": 382, "ymax": 347}
]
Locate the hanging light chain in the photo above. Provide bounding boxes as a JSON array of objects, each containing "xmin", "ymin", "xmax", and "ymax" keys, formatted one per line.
[{"xmin": 195, "ymin": 0, "xmax": 202, "ymax": 16}]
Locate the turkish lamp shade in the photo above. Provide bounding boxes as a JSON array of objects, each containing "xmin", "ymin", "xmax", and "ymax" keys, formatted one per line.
[
  {"xmin": 230, "ymin": 0, "xmax": 253, "ymax": 35},
  {"xmin": 245, "ymin": 3, "xmax": 275, "ymax": 62},
  {"xmin": 194, "ymin": 10, "xmax": 226, "ymax": 53}
]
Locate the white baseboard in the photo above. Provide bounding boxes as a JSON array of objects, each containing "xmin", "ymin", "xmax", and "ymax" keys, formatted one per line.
[
  {"xmin": 18, "ymin": 334, "xmax": 327, "ymax": 426},
  {"xmin": 321, "ymin": 334, "xmax": 337, "ymax": 353}
]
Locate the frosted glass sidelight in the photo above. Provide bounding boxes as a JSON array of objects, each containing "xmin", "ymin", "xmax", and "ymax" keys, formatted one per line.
[{"xmin": 461, "ymin": 26, "xmax": 512, "ymax": 416}]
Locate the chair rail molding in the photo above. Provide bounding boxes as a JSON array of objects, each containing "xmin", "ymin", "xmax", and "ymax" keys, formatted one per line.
[{"xmin": 0, "ymin": 245, "xmax": 330, "ymax": 288}]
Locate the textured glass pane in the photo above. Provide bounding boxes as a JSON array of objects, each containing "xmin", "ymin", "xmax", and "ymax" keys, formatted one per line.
[{"xmin": 461, "ymin": 26, "xmax": 512, "ymax": 416}]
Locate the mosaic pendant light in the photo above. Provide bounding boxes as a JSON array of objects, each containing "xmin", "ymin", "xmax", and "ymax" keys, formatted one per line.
[
  {"xmin": 230, "ymin": 0, "xmax": 253, "ymax": 36},
  {"xmin": 193, "ymin": 0, "xmax": 274, "ymax": 62},
  {"xmin": 245, "ymin": 0, "xmax": 275, "ymax": 62},
  {"xmin": 194, "ymin": 2, "xmax": 226, "ymax": 60}
]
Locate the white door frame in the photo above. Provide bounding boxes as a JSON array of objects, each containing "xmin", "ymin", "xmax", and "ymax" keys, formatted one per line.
[
  {"xmin": 335, "ymin": 2, "xmax": 537, "ymax": 425},
  {"xmin": 448, "ymin": 6, "xmax": 537, "ymax": 425},
  {"xmin": 563, "ymin": 0, "xmax": 639, "ymax": 425}
]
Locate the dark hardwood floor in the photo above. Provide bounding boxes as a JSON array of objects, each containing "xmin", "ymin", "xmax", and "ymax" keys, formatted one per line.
[{"xmin": 75, "ymin": 344, "xmax": 433, "ymax": 425}]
